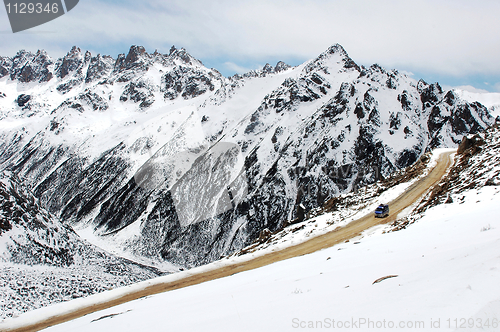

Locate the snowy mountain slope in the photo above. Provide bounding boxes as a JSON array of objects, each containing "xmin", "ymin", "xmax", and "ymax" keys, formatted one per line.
[
  {"xmin": 0, "ymin": 147, "xmax": 451, "ymax": 330},
  {"xmin": 391, "ymin": 123, "xmax": 500, "ymax": 232},
  {"xmin": 3, "ymin": 145, "xmax": 500, "ymax": 332},
  {"xmin": 454, "ymin": 88, "xmax": 500, "ymax": 119},
  {"xmin": 232, "ymin": 148, "xmax": 449, "ymax": 256},
  {"xmin": 0, "ymin": 171, "xmax": 161, "ymax": 320},
  {"xmin": 0, "ymin": 44, "xmax": 495, "ymax": 270}
]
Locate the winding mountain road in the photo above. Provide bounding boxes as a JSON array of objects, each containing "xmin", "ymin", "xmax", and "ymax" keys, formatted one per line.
[{"xmin": 2, "ymin": 150, "xmax": 456, "ymax": 332}]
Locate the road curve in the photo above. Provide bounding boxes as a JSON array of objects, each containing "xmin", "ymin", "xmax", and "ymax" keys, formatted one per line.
[{"xmin": 2, "ymin": 150, "xmax": 456, "ymax": 332}]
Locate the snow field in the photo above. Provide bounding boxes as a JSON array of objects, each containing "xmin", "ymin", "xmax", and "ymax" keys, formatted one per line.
[
  {"xmin": 11, "ymin": 185, "xmax": 497, "ymax": 332},
  {"xmin": 4, "ymin": 149, "xmax": 500, "ymax": 331}
]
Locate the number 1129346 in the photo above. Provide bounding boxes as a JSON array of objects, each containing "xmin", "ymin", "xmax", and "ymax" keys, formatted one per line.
[
  {"xmin": 5, "ymin": 2, "xmax": 59, "ymax": 14},
  {"xmin": 447, "ymin": 318, "xmax": 499, "ymax": 329}
]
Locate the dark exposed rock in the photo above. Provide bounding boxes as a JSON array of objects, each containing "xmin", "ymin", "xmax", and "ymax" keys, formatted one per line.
[
  {"xmin": 275, "ymin": 61, "xmax": 291, "ymax": 73},
  {"xmin": 169, "ymin": 46, "xmax": 197, "ymax": 65},
  {"xmin": 396, "ymin": 148, "xmax": 421, "ymax": 168},
  {"xmin": 55, "ymin": 46, "xmax": 84, "ymax": 79},
  {"xmin": 86, "ymin": 54, "xmax": 114, "ymax": 83},
  {"xmin": 427, "ymin": 98, "xmax": 492, "ymax": 149},
  {"xmin": 443, "ymin": 90, "xmax": 456, "ymax": 106},
  {"xmin": 0, "ymin": 56, "xmax": 11, "ymax": 78},
  {"xmin": 114, "ymin": 45, "xmax": 148, "ymax": 73},
  {"xmin": 10, "ymin": 50, "xmax": 54, "ymax": 83},
  {"xmin": 78, "ymin": 90, "xmax": 109, "ymax": 112},
  {"xmin": 304, "ymin": 44, "xmax": 360, "ymax": 74},
  {"xmin": 54, "ymin": 100, "xmax": 85, "ymax": 113},
  {"xmin": 57, "ymin": 80, "xmax": 80, "ymax": 94},
  {"xmin": 16, "ymin": 94, "xmax": 31, "ymax": 107},
  {"xmin": 94, "ymin": 176, "xmax": 149, "ymax": 234},
  {"xmin": 418, "ymin": 80, "xmax": 442, "ymax": 108},
  {"xmin": 354, "ymin": 103, "xmax": 365, "ymax": 119},
  {"xmin": 162, "ymin": 66, "xmax": 216, "ymax": 100},
  {"xmin": 415, "ymin": 125, "xmax": 500, "ymax": 213},
  {"xmin": 262, "ymin": 63, "xmax": 273, "ymax": 73},
  {"xmin": 0, "ymin": 173, "xmax": 73, "ymax": 266},
  {"xmin": 120, "ymin": 81, "xmax": 155, "ymax": 109},
  {"xmin": 389, "ymin": 112, "xmax": 402, "ymax": 130},
  {"xmin": 258, "ymin": 72, "xmax": 331, "ymax": 114},
  {"xmin": 457, "ymin": 134, "xmax": 485, "ymax": 154},
  {"xmin": 36, "ymin": 143, "xmax": 129, "ymax": 222},
  {"xmin": 125, "ymin": 46, "xmax": 146, "ymax": 66},
  {"xmin": 239, "ymin": 61, "xmax": 292, "ymax": 79},
  {"xmin": 398, "ymin": 90, "xmax": 413, "ymax": 112}
]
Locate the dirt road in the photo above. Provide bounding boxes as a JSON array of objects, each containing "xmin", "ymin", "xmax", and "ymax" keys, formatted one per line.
[{"xmin": 3, "ymin": 151, "xmax": 455, "ymax": 332}]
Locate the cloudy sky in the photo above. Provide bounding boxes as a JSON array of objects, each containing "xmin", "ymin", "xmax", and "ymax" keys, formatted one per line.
[{"xmin": 1, "ymin": 0, "xmax": 500, "ymax": 91}]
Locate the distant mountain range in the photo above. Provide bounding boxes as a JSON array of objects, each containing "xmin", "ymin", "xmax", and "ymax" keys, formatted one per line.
[{"xmin": 0, "ymin": 44, "xmax": 494, "ymax": 271}]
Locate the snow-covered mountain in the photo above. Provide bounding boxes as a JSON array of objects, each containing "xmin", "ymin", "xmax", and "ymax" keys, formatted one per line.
[
  {"xmin": 0, "ymin": 171, "xmax": 161, "ymax": 319},
  {"xmin": 5, "ymin": 128, "xmax": 500, "ymax": 331},
  {"xmin": 0, "ymin": 44, "xmax": 494, "ymax": 269},
  {"xmin": 453, "ymin": 88, "xmax": 500, "ymax": 119}
]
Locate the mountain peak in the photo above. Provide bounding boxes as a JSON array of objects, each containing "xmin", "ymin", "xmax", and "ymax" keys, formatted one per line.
[
  {"xmin": 9, "ymin": 48, "xmax": 53, "ymax": 83},
  {"xmin": 275, "ymin": 61, "xmax": 291, "ymax": 73},
  {"xmin": 305, "ymin": 43, "xmax": 360, "ymax": 74},
  {"xmin": 35, "ymin": 49, "xmax": 50, "ymax": 57},
  {"xmin": 56, "ymin": 46, "xmax": 85, "ymax": 79},
  {"xmin": 262, "ymin": 63, "xmax": 273, "ymax": 73},
  {"xmin": 68, "ymin": 46, "xmax": 82, "ymax": 55},
  {"xmin": 326, "ymin": 43, "xmax": 348, "ymax": 56},
  {"xmin": 113, "ymin": 45, "xmax": 150, "ymax": 73},
  {"xmin": 237, "ymin": 61, "xmax": 292, "ymax": 79},
  {"xmin": 167, "ymin": 45, "xmax": 201, "ymax": 66},
  {"xmin": 125, "ymin": 45, "xmax": 147, "ymax": 64}
]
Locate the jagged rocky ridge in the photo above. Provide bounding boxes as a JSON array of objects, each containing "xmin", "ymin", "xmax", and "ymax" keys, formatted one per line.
[{"xmin": 0, "ymin": 44, "xmax": 494, "ymax": 268}]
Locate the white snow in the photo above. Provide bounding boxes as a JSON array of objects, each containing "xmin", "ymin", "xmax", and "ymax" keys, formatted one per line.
[
  {"xmin": 4, "ymin": 150, "xmax": 499, "ymax": 332},
  {"xmin": 2, "ymin": 47, "xmax": 492, "ymax": 275},
  {"xmin": 237, "ymin": 148, "xmax": 456, "ymax": 252},
  {"xmin": 453, "ymin": 88, "xmax": 500, "ymax": 118},
  {"xmin": 2, "ymin": 47, "xmax": 499, "ymax": 330}
]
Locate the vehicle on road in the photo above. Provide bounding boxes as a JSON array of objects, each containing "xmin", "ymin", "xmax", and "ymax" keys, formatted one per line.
[{"xmin": 375, "ymin": 204, "xmax": 389, "ymax": 218}]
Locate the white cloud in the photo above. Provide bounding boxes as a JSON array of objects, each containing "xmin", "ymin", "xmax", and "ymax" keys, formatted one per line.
[
  {"xmin": 448, "ymin": 85, "xmax": 491, "ymax": 94},
  {"xmin": 1, "ymin": 0, "xmax": 500, "ymax": 83},
  {"xmin": 452, "ymin": 87, "xmax": 500, "ymax": 109}
]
